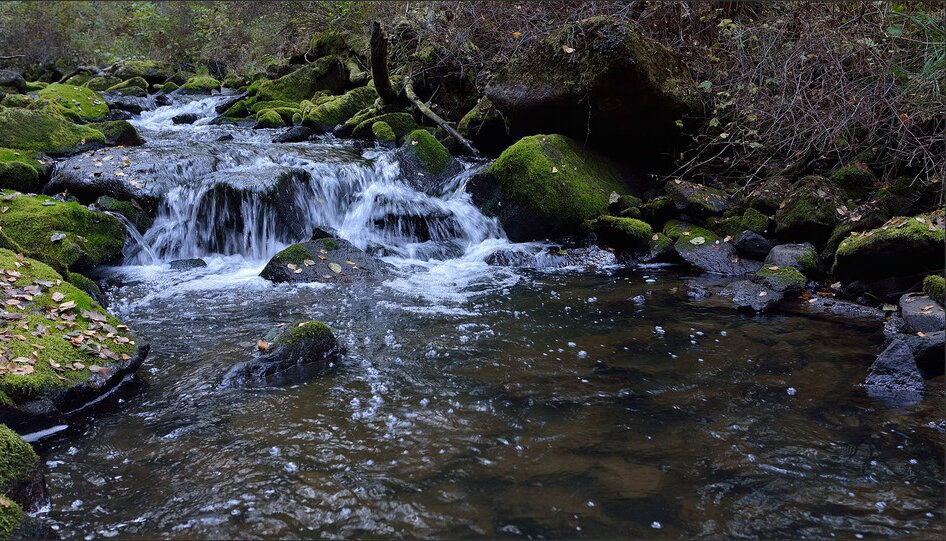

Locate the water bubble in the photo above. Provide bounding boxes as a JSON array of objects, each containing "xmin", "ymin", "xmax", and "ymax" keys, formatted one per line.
[
  {"xmin": 909, "ymin": 458, "xmax": 918, "ymax": 464},
  {"xmin": 632, "ymin": 295, "xmax": 646, "ymax": 304},
  {"xmin": 284, "ymin": 462, "xmax": 298, "ymax": 473},
  {"xmin": 787, "ymin": 387, "xmax": 797, "ymax": 396},
  {"xmin": 720, "ymin": 330, "xmax": 728, "ymax": 336},
  {"xmin": 567, "ymin": 341, "xmax": 577, "ymax": 348},
  {"xmin": 654, "ymin": 326, "xmax": 665, "ymax": 335},
  {"xmin": 68, "ymin": 447, "xmax": 79, "ymax": 455},
  {"xmin": 419, "ymin": 398, "xmax": 429, "ymax": 407},
  {"xmin": 651, "ymin": 521, "xmax": 662, "ymax": 529},
  {"xmin": 586, "ymin": 501, "xmax": 595, "ymax": 507},
  {"xmin": 71, "ymin": 500, "xmax": 83, "ymax": 509},
  {"xmin": 577, "ymin": 350, "xmax": 587, "ymax": 358},
  {"xmin": 587, "ymin": 297, "xmax": 597, "ymax": 303}
]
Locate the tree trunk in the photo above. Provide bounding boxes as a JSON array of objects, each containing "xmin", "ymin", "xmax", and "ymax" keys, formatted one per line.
[
  {"xmin": 370, "ymin": 21, "xmax": 398, "ymax": 105},
  {"xmin": 405, "ymin": 78, "xmax": 480, "ymax": 157}
]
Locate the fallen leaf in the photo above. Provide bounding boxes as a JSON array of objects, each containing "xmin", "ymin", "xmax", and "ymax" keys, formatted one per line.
[
  {"xmin": 89, "ymin": 364, "xmax": 107, "ymax": 374},
  {"xmin": 58, "ymin": 300, "xmax": 77, "ymax": 310},
  {"xmin": 561, "ymin": 45, "xmax": 575, "ymax": 54},
  {"xmin": 652, "ymin": 234, "xmax": 659, "ymax": 241},
  {"xmin": 689, "ymin": 236, "xmax": 706, "ymax": 245},
  {"xmin": 328, "ymin": 262, "xmax": 342, "ymax": 273},
  {"xmin": 303, "ymin": 259, "xmax": 315, "ymax": 266},
  {"xmin": 257, "ymin": 339, "xmax": 269, "ymax": 351},
  {"xmin": 511, "ymin": 31, "xmax": 522, "ymax": 39},
  {"xmin": 768, "ymin": 265, "xmax": 780, "ymax": 270}
]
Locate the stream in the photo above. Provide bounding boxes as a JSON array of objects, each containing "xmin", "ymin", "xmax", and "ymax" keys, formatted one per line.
[{"xmin": 32, "ymin": 94, "xmax": 944, "ymax": 539}]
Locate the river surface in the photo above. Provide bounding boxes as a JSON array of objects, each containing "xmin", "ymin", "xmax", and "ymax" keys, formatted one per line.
[{"xmin": 32, "ymin": 95, "xmax": 945, "ymax": 539}]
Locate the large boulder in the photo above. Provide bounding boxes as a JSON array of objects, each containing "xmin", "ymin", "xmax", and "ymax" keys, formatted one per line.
[
  {"xmin": 223, "ymin": 321, "xmax": 341, "ymax": 387},
  {"xmin": 485, "ymin": 16, "xmax": 701, "ymax": 166},
  {"xmin": 832, "ymin": 211, "xmax": 944, "ymax": 282},
  {"xmin": 87, "ymin": 120, "xmax": 144, "ymax": 147},
  {"xmin": 0, "ymin": 192, "xmax": 124, "ymax": 274},
  {"xmin": 665, "ymin": 179, "xmax": 731, "ymax": 218},
  {"xmin": 457, "ymin": 98, "xmax": 511, "ymax": 157},
  {"xmin": 0, "ymin": 424, "xmax": 47, "ymax": 538},
  {"xmin": 0, "ymin": 249, "xmax": 147, "ymax": 434},
  {"xmin": 180, "ymin": 75, "xmax": 220, "ymax": 94},
  {"xmin": 863, "ymin": 338, "xmax": 924, "ymax": 407},
  {"xmin": 588, "ymin": 215, "xmax": 653, "ymax": 252},
  {"xmin": 107, "ymin": 60, "xmax": 172, "ymax": 87},
  {"xmin": 260, "ymin": 235, "xmax": 389, "ymax": 284},
  {"xmin": 0, "ymin": 107, "xmax": 105, "ymax": 156},
  {"xmin": 0, "ymin": 70, "xmax": 27, "ymax": 93},
  {"xmin": 664, "ymin": 221, "xmax": 762, "ymax": 275},
  {"xmin": 0, "ymin": 148, "xmax": 46, "ymax": 193},
  {"xmin": 301, "ymin": 85, "xmax": 377, "ymax": 131},
  {"xmin": 899, "ymin": 293, "xmax": 945, "ymax": 334},
  {"xmin": 468, "ymin": 134, "xmax": 630, "ymax": 241},
  {"xmin": 395, "ymin": 129, "xmax": 461, "ymax": 192},
  {"xmin": 774, "ymin": 175, "xmax": 844, "ymax": 246},
  {"xmin": 254, "ymin": 56, "xmax": 348, "ymax": 103}
]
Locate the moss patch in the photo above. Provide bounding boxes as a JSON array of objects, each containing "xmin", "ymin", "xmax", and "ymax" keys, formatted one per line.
[
  {"xmin": 256, "ymin": 56, "xmax": 346, "ymax": 103},
  {"xmin": 774, "ymin": 175, "xmax": 843, "ymax": 245},
  {"xmin": 222, "ymin": 97, "xmax": 255, "ymax": 118},
  {"xmin": 592, "ymin": 215, "xmax": 652, "ymax": 250},
  {"xmin": 95, "ymin": 195, "xmax": 152, "ymax": 232},
  {"xmin": 36, "ymin": 84, "xmax": 109, "ymax": 121},
  {"xmin": 277, "ymin": 320, "xmax": 334, "ymax": 348},
  {"xmin": 106, "ymin": 77, "xmax": 149, "ymax": 93},
  {"xmin": 923, "ymin": 275, "xmax": 944, "ymax": 303},
  {"xmin": 0, "ymin": 191, "xmax": 124, "ymax": 272},
  {"xmin": 320, "ymin": 238, "xmax": 339, "ymax": 251},
  {"xmin": 302, "ymin": 86, "xmax": 377, "ymax": 129},
  {"xmin": 832, "ymin": 211, "xmax": 945, "ymax": 279},
  {"xmin": 84, "ymin": 76, "xmax": 122, "ymax": 92},
  {"xmin": 88, "ymin": 120, "xmax": 144, "ymax": 147},
  {"xmin": 755, "ymin": 265, "xmax": 807, "ymax": 292},
  {"xmin": 272, "ymin": 244, "xmax": 313, "ymax": 265},
  {"xmin": 250, "ymin": 100, "xmax": 299, "ymax": 114},
  {"xmin": 403, "ymin": 130, "xmax": 451, "ymax": 174},
  {"xmin": 354, "ymin": 112, "xmax": 416, "ymax": 139},
  {"xmin": 254, "ymin": 110, "xmax": 285, "ymax": 129},
  {"xmin": 0, "ymin": 148, "xmax": 43, "ymax": 193},
  {"xmin": 0, "ymin": 107, "xmax": 104, "ymax": 155},
  {"xmin": 372, "ymin": 121, "xmax": 395, "ymax": 143},
  {"xmin": 0, "ymin": 93, "xmax": 32, "ymax": 108},
  {"xmin": 182, "ymin": 75, "xmax": 220, "ymax": 93},
  {"xmin": 831, "ymin": 164, "xmax": 876, "ymax": 199},
  {"xmin": 67, "ymin": 271, "xmax": 103, "ymax": 301},
  {"xmin": 0, "ymin": 424, "xmax": 36, "ymax": 538}
]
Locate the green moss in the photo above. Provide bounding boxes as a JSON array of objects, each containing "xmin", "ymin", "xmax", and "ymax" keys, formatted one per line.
[
  {"xmin": 372, "ymin": 121, "xmax": 396, "ymax": 143},
  {"xmin": 0, "ymin": 148, "xmax": 43, "ymax": 193},
  {"xmin": 36, "ymin": 84, "xmax": 108, "ymax": 121},
  {"xmin": 63, "ymin": 73, "xmax": 93, "ymax": 86},
  {"xmin": 221, "ymin": 75, "xmax": 246, "ymax": 90},
  {"xmin": 592, "ymin": 215, "xmax": 652, "ymax": 249},
  {"xmin": 741, "ymin": 208, "xmax": 770, "ymax": 234},
  {"xmin": 302, "ymin": 86, "xmax": 377, "ymax": 129},
  {"xmin": 486, "ymin": 134, "xmax": 627, "ymax": 232},
  {"xmin": 95, "ymin": 195, "xmax": 152, "ymax": 232},
  {"xmin": 0, "ymin": 424, "xmax": 35, "ymax": 539},
  {"xmin": 664, "ymin": 221, "xmax": 718, "ymax": 246},
  {"xmin": 650, "ymin": 232, "xmax": 673, "ymax": 252},
  {"xmin": 256, "ymin": 107, "xmax": 297, "ymax": 124},
  {"xmin": 640, "ymin": 195, "xmax": 676, "ymax": 226},
  {"xmin": 835, "ymin": 214, "xmax": 944, "ymax": 259},
  {"xmin": 291, "ymin": 113, "xmax": 302, "ymax": 124},
  {"xmin": 256, "ymin": 56, "xmax": 345, "ymax": 103},
  {"xmin": 87, "ymin": 120, "xmax": 143, "ymax": 147},
  {"xmin": 0, "ymin": 93, "xmax": 31, "ymax": 108},
  {"xmin": 923, "ymin": 275, "xmax": 944, "ymax": 303},
  {"xmin": 353, "ymin": 112, "xmax": 416, "ymax": 139},
  {"xmin": 111, "ymin": 60, "xmax": 170, "ymax": 83},
  {"xmin": 181, "ymin": 75, "xmax": 220, "ymax": 93},
  {"xmin": 0, "ymin": 107, "xmax": 104, "ymax": 155},
  {"xmin": 246, "ymin": 77, "xmax": 270, "ymax": 97},
  {"xmin": 84, "ymin": 76, "xmax": 122, "ymax": 92},
  {"xmin": 662, "ymin": 219, "xmax": 689, "ymax": 240},
  {"xmin": 222, "ymin": 97, "xmax": 255, "ymax": 118},
  {"xmin": 709, "ymin": 215, "xmax": 743, "ymax": 237},
  {"xmin": 254, "ymin": 110, "xmax": 285, "ymax": 129},
  {"xmin": 0, "ymin": 249, "xmax": 137, "ymax": 405},
  {"xmin": 774, "ymin": 175, "xmax": 841, "ymax": 243},
  {"xmin": 831, "ymin": 164, "xmax": 876, "ymax": 198},
  {"xmin": 23, "ymin": 81, "xmax": 47, "ymax": 92},
  {"xmin": 106, "ymin": 76, "xmax": 149, "ymax": 93},
  {"xmin": 272, "ymin": 244, "xmax": 312, "ymax": 264},
  {"xmin": 276, "ymin": 320, "xmax": 334, "ymax": 348},
  {"xmin": 250, "ymin": 100, "xmax": 299, "ymax": 114},
  {"xmin": 320, "ymin": 238, "xmax": 339, "ymax": 251},
  {"xmin": 403, "ymin": 130, "xmax": 450, "ymax": 174},
  {"xmin": 755, "ymin": 265, "xmax": 807, "ymax": 292},
  {"xmin": 0, "ymin": 191, "xmax": 124, "ymax": 272}
]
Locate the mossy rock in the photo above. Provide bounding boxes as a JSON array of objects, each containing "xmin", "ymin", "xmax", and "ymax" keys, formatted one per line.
[
  {"xmin": 221, "ymin": 74, "xmax": 247, "ymax": 90},
  {"xmin": 710, "ymin": 208, "xmax": 771, "ymax": 237},
  {"xmin": 23, "ymin": 81, "xmax": 47, "ymax": 92},
  {"xmin": 0, "ymin": 107, "xmax": 104, "ymax": 155},
  {"xmin": 754, "ymin": 264, "xmax": 807, "ymax": 293},
  {"xmin": 246, "ymin": 77, "xmax": 269, "ymax": 97},
  {"xmin": 402, "ymin": 129, "xmax": 451, "ymax": 174},
  {"xmin": 307, "ymin": 30, "xmax": 367, "ymax": 61},
  {"xmin": 831, "ymin": 163, "xmax": 877, "ymax": 199},
  {"xmin": 250, "ymin": 100, "xmax": 300, "ymax": 114},
  {"xmin": 923, "ymin": 275, "xmax": 944, "ymax": 304},
  {"xmin": 110, "ymin": 60, "xmax": 171, "ymax": 86},
  {"xmin": 0, "ymin": 424, "xmax": 38, "ymax": 539},
  {"xmin": 353, "ymin": 112, "xmax": 416, "ymax": 139},
  {"xmin": 0, "ymin": 149, "xmax": 44, "ymax": 193},
  {"xmin": 95, "ymin": 195, "xmax": 153, "ymax": 233},
  {"xmin": 63, "ymin": 73, "xmax": 94, "ymax": 86},
  {"xmin": 372, "ymin": 121, "xmax": 396, "ymax": 143},
  {"xmin": 764, "ymin": 243, "xmax": 820, "ymax": 277},
  {"xmin": 222, "ymin": 97, "xmax": 255, "ymax": 118},
  {"xmin": 277, "ymin": 320, "xmax": 334, "ymax": 348},
  {"xmin": 0, "ymin": 248, "xmax": 141, "ymax": 413},
  {"xmin": 160, "ymin": 81, "xmax": 179, "ymax": 93},
  {"xmin": 87, "ymin": 120, "xmax": 144, "ymax": 147},
  {"xmin": 0, "ymin": 93, "xmax": 32, "ymax": 108},
  {"xmin": 36, "ymin": 84, "xmax": 108, "ymax": 121},
  {"xmin": 774, "ymin": 175, "xmax": 843, "ymax": 247},
  {"xmin": 665, "ymin": 179, "xmax": 731, "ymax": 217},
  {"xmin": 222, "ymin": 320, "xmax": 339, "ymax": 387},
  {"xmin": 105, "ymin": 76, "xmax": 149, "ymax": 93},
  {"xmin": 84, "ymin": 76, "xmax": 122, "ymax": 92},
  {"xmin": 640, "ymin": 195, "xmax": 677, "ymax": 227},
  {"xmin": 477, "ymin": 134, "xmax": 627, "ymax": 241},
  {"xmin": 832, "ymin": 211, "xmax": 945, "ymax": 281},
  {"xmin": 254, "ymin": 110, "xmax": 285, "ymax": 129},
  {"xmin": 116, "ymin": 86, "xmax": 148, "ymax": 97},
  {"xmin": 181, "ymin": 75, "xmax": 220, "ymax": 93},
  {"xmin": 0, "ymin": 191, "xmax": 124, "ymax": 272},
  {"xmin": 457, "ymin": 97, "xmax": 510, "ymax": 156},
  {"xmin": 67, "ymin": 271, "xmax": 104, "ymax": 302},
  {"xmin": 255, "ymin": 56, "xmax": 347, "ymax": 103},
  {"xmin": 591, "ymin": 215, "xmax": 652, "ymax": 250},
  {"xmin": 301, "ymin": 85, "xmax": 377, "ymax": 130}
]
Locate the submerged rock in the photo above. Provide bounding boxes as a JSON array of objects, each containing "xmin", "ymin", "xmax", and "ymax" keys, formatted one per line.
[
  {"xmin": 0, "ymin": 249, "xmax": 147, "ymax": 435},
  {"xmin": 172, "ymin": 113, "xmax": 199, "ymax": 125},
  {"xmin": 169, "ymin": 258, "xmax": 207, "ymax": 271},
  {"xmin": 863, "ymin": 338, "xmax": 924, "ymax": 407},
  {"xmin": 260, "ymin": 236, "xmax": 389, "ymax": 284},
  {"xmin": 223, "ymin": 321, "xmax": 341, "ymax": 387},
  {"xmin": 720, "ymin": 279, "xmax": 782, "ymax": 313}
]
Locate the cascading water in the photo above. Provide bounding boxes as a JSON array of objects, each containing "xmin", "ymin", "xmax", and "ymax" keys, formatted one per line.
[{"xmin": 120, "ymin": 94, "xmax": 510, "ymax": 267}]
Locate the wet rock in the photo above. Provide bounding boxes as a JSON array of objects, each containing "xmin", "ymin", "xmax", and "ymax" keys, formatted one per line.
[
  {"xmin": 863, "ymin": 338, "xmax": 924, "ymax": 407},
  {"xmin": 103, "ymin": 109, "xmax": 134, "ymax": 121},
  {"xmin": 172, "ymin": 113, "xmax": 199, "ymax": 125},
  {"xmin": 899, "ymin": 293, "xmax": 945, "ymax": 334},
  {"xmin": 780, "ymin": 296, "xmax": 885, "ymax": 327},
  {"xmin": 485, "ymin": 245, "xmax": 617, "ymax": 269},
  {"xmin": 746, "ymin": 175, "xmax": 792, "ymax": 214},
  {"xmin": 720, "ymin": 280, "xmax": 782, "ymax": 313},
  {"xmin": 260, "ymin": 237, "xmax": 389, "ymax": 284},
  {"xmin": 485, "ymin": 16, "xmax": 701, "ymax": 166},
  {"xmin": 169, "ymin": 258, "xmax": 207, "ymax": 271},
  {"xmin": 396, "ymin": 129, "xmax": 461, "ymax": 193},
  {"xmin": 216, "ymin": 134, "xmax": 234, "ymax": 142},
  {"xmin": 588, "ymin": 216, "xmax": 652, "ymax": 252},
  {"xmin": 273, "ymin": 125, "xmax": 315, "ymax": 143},
  {"xmin": 0, "ymin": 107, "xmax": 105, "ymax": 157},
  {"xmin": 95, "ymin": 195, "xmax": 153, "ymax": 233},
  {"xmin": 457, "ymin": 97, "xmax": 511, "ymax": 157},
  {"xmin": 669, "ymin": 224, "xmax": 762, "ymax": 276},
  {"xmin": 733, "ymin": 231, "xmax": 773, "ymax": 259},
  {"xmin": 88, "ymin": 120, "xmax": 145, "ymax": 147},
  {"xmin": 832, "ymin": 211, "xmax": 944, "ymax": 283},
  {"xmin": 102, "ymin": 91, "xmax": 152, "ymax": 115},
  {"xmin": 753, "ymin": 265, "xmax": 806, "ymax": 294},
  {"xmin": 222, "ymin": 321, "xmax": 341, "ymax": 387},
  {"xmin": 214, "ymin": 92, "xmax": 247, "ymax": 114},
  {"xmin": 764, "ymin": 243, "xmax": 820, "ymax": 277},
  {"xmin": 774, "ymin": 175, "xmax": 843, "ymax": 247},
  {"xmin": 45, "ymin": 146, "xmax": 162, "ymax": 209},
  {"xmin": 665, "ymin": 179, "xmax": 731, "ymax": 218}
]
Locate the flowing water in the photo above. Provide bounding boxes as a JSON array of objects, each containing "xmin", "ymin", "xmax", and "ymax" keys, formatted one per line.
[{"xmin": 32, "ymin": 95, "xmax": 944, "ymax": 539}]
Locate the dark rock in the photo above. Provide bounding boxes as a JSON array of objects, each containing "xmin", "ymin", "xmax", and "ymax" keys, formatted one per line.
[
  {"xmin": 831, "ymin": 211, "xmax": 945, "ymax": 283},
  {"xmin": 104, "ymin": 109, "xmax": 134, "ymax": 121},
  {"xmin": 172, "ymin": 113, "xmax": 199, "ymax": 125},
  {"xmin": 780, "ymin": 297, "xmax": 885, "ymax": 327},
  {"xmin": 396, "ymin": 130, "xmax": 462, "ymax": 194},
  {"xmin": 763, "ymin": 243, "xmax": 821, "ymax": 276},
  {"xmin": 169, "ymin": 258, "xmax": 207, "ymax": 270},
  {"xmin": 720, "ymin": 279, "xmax": 782, "ymax": 312},
  {"xmin": 222, "ymin": 321, "xmax": 341, "ymax": 387},
  {"xmin": 457, "ymin": 97, "xmax": 512, "ymax": 157},
  {"xmin": 95, "ymin": 195, "xmax": 154, "ymax": 233},
  {"xmin": 88, "ymin": 120, "xmax": 145, "ymax": 147},
  {"xmin": 485, "ymin": 16, "xmax": 701, "ymax": 167},
  {"xmin": 273, "ymin": 125, "xmax": 315, "ymax": 143},
  {"xmin": 746, "ymin": 175, "xmax": 792, "ymax": 214},
  {"xmin": 733, "ymin": 231, "xmax": 773, "ymax": 259},
  {"xmin": 863, "ymin": 338, "xmax": 924, "ymax": 407},
  {"xmin": 102, "ymin": 92, "xmax": 151, "ymax": 115},
  {"xmin": 665, "ymin": 179, "xmax": 731, "ymax": 217},
  {"xmin": 774, "ymin": 175, "xmax": 843, "ymax": 247},
  {"xmin": 899, "ymin": 293, "xmax": 945, "ymax": 334},
  {"xmin": 214, "ymin": 91, "xmax": 247, "ymax": 114},
  {"xmin": 216, "ymin": 134, "xmax": 234, "ymax": 142},
  {"xmin": 0, "ymin": 69, "xmax": 27, "ymax": 93},
  {"xmin": 676, "ymin": 238, "xmax": 762, "ymax": 276},
  {"xmin": 260, "ymin": 237, "xmax": 389, "ymax": 284},
  {"xmin": 485, "ymin": 245, "xmax": 617, "ymax": 269}
]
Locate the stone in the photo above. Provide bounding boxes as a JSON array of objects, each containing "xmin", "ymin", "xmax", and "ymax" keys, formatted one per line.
[
  {"xmin": 222, "ymin": 321, "xmax": 341, "ymax": 387},
  {"xmin": 899, "ymin": 293, "xmax": 945, "ymax": 334},
  {"xmin": 733, "ymin": 231, "xmax": 773, "ymax": 259},
  {"xmin": 764, "ymin": 243, "xmax": 820, "ymax": 276}
]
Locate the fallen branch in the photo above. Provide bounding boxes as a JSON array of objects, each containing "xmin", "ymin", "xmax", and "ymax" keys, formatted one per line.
[
  {"xmin": 0, "ymin": 54, "xmax": 25, "ymax": 61},
  {"xmin": 404, "ymin": 78, "xmax": 480, "ymax": 157}
]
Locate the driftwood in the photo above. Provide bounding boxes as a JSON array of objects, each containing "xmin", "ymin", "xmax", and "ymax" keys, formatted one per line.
[
  {"xmin": 370, "ymin": 21, "xmax": 398, "ymax": 106},
  {"xmin": 0, "ymin": 54, "xmax": 24, "ymax": 60},
  {"xmin": 405, "ymin": 78, "xmax": 480, "ymax": 157}
]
